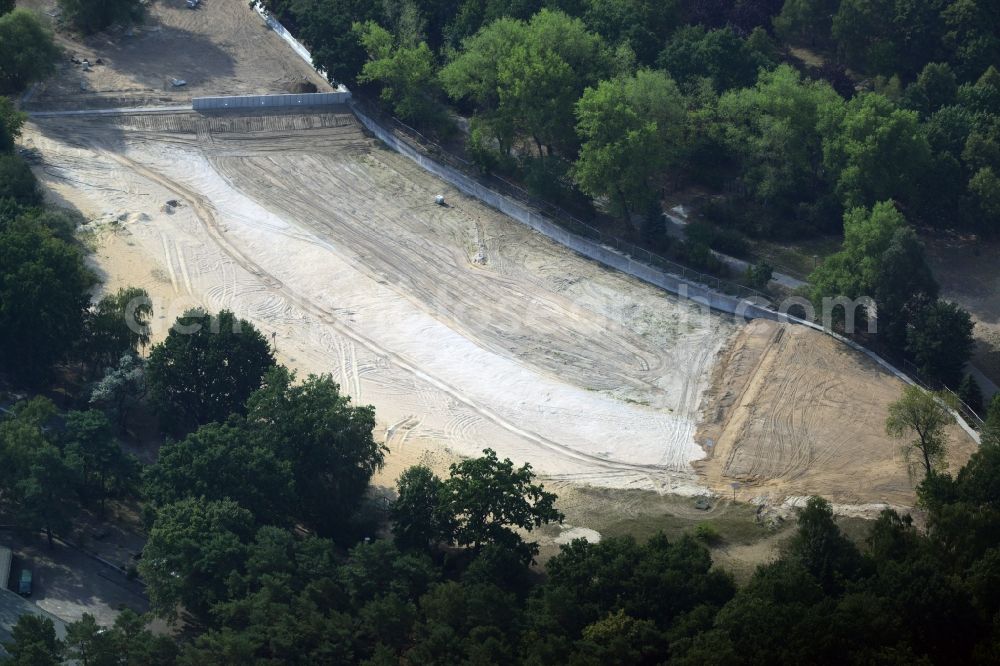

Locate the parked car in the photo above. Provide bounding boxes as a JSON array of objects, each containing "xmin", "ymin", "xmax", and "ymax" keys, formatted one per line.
[{"xmin": 18, "ymin": 569, "xmax": 31, "ymax": 597}]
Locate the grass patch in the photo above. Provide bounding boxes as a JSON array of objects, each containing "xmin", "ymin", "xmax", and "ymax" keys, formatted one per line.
[{"xmin": 750, "ymin": 235, "xmax": 843, "ymax": 280}]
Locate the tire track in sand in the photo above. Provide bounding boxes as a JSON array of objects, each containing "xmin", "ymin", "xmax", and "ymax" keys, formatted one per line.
[{"xmin": 99, "ymin": 147, "xmax": 671, "ymax": 482}]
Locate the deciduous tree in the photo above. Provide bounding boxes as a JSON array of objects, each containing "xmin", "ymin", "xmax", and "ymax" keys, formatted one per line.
[
  {"xmin": 143, "ymin": 420, "xmax": 295, "ymax": 527},
  {"xmin": 139, "ymin": 497, "xmax": 256, "ymax": 623},
  {"xmin": 886, "ymin": 385, "xmax": 955, "ymax": 480},
  {"xmin": 573, "ymin": 69, "xmax": 684, "ymax": 221},
  {"xmin": 0, "ymin": 9, "xmax": 60, "ymax": 94},
  {"xmin": 244, "ymin": 367, "xmax": 383, "ymax": 537},
  {"xmin": 438, "ymin": 448, "xmax": 562, "ymax": 561},
  {"xmin": 905, "ymin": 300, "xmax": 975, "ymax": 388},
  {"xmin": 146, "ymin": 309, "xmax": 275, "ymax": 433}
]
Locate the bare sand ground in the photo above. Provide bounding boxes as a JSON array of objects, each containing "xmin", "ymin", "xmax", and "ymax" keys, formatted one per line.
[
  {"xmin": 696, "ymin": 319, "xmax": 979, "ymax": 507},
  {"xmin": 21, "ymin": 0, "xmax": 329, "ymax": 110},
  {"xmin": 28, "ymin": 110, "xmax": 735, "ymax": 495}
]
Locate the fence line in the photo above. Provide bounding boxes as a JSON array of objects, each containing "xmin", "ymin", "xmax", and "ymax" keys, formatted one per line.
[{"xmin": 902, "ymin": 359, "xmax": 985, "ymax": 427}]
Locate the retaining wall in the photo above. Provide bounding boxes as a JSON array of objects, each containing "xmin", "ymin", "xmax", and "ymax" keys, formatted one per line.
[{"xmin": 193, "ymin": 92, "xmax": 350, "ymax": 111}]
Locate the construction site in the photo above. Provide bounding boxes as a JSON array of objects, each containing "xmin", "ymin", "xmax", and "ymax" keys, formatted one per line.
[{"xmin": 21, "ymin": 0, "xmax": 979, "ymax": 520}]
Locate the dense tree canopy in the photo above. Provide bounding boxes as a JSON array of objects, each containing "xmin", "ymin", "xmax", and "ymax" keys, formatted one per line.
[
  {"xmin": 143, "ymin": 420, "xmax": 295, "ymax": 527},
  {"xmin": 441, "ymin": 10, "xmax": 613, "ymax": 157},
  {"xmin": 244, "ymin": 367, "xmax": 384, "ymax": 537},
  {"xmin": 0, "ymin": 9, "xmax": 60, "ymax": 94},
  {"xmin": 146, "ymin": 309, "xmax": 275, "ymax": 433},
  {"xmin": 0, "ymin": 217, "xmax": 95, "ymax": 384},
  {"xmin": 354, "ymin": 21, "xmax": 443, "ymax": 127},
  {"xmin": 139, "ymin": 497, "xmax": 258, "ymax": 623},
  {"xmin": 574, "ymin": 69, "xmax": 684, "ymax": 220}
]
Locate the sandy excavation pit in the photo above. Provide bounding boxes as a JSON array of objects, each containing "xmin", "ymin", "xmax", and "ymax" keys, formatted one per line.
[
  {"xmin": 28, "ymin": 110, "xmax": 740, "ymax": 494},
  {"xmin": 17, "ymin": 0, "xmax": 979, "ymax": 509},
  {"xmin": 24, "ymin": 108, "xmax": 979, "ymax": 508}
]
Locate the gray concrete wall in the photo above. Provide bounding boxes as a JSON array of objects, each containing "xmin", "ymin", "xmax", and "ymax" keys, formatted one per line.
[{"xmin": 193, "ymin": 92, "xmax": 351, "ymax": 110}]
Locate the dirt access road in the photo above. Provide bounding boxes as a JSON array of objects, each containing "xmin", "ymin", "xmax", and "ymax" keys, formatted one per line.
[{"xmin": 20, "ymin": 0, "xmax": 978, "ymax": 512}]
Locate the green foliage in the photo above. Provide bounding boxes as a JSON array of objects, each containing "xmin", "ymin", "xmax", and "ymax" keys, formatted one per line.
[
  {"xmin": 354, "ymin": 21, "xmax": 448, "ymax": 130},
  {"xmin": 69, "ymin": 609, "xmax": 179, "ymax": 665},
  {"xmin": 266, "ymin": 0, "xmax": 376, "ymax": 86},
  {"xmin": 139, "ymin": 497, "xmax": 257, "ymax": 623},
  {"xmin": 244, "ymin": 366, "xmax": 384, "ymax": 537},
  {"xmin": 525, "ymin": 532, "xmax": 733, "ymax": 663},
  {"xmin": 831, "ymin": 0, "xmax": 944, "ymax": 78},
  {"xmin": 58, "ymin": 0, "xmax": 141, "ymax": 33},
  {"xmin": 693, "ymin": 522, "xmax": 722, "ymax": 544},
  {"xmin": 143, "ymin": 420, "xmax": 295, "ymax": 527},
  {"xmin": 0, "ymin": 96, "xmax": 25, "ymax": 152},
  {"xmin": 86, "ymin": 286, "xmax": 153, "ymax": 374},
  {"xmin": 391, "ymin": 465, "xmax": 450, "ymax": 550},
  {"xmin": 942, "ymin": 0, "xmax": 1000, "ymax": 80},
  {"xmin": 146, "ymin": 308, "xmax": 276, "ymax": 433},
  {"xmin": 62, "ymin": 409, "xmax": 139, "ymax": 513},
  {"xmin": 3, "ymin": 614, "xmax": 63, "ymax": 665},
  {"xmin": 0, "ymin": 216, "xmax": 94, "ymax": 384},
  {"xmin": 968, "ymin": 166, "xmax": 1000, "ymax": 231},
  {"xmin": 819, "ymin": 93, "xmax": 932, "ymax": 211},
  {"xmin": 716, "ymin": 65, "xmax": 842, "ymax": 224},
  {"xmin": 809, "ymin": 201, "xmax": 905, "ymax": 323},
  {"xmin": 905, "ymin": 300, "xmax": 976, "ymax": 388},
  {"xmin": 984, "ymin": 394, "xmax": 1000, "ymax": 446},
  {"xmin": 0, "ymin": 9, "xmax": 60, "ymax": 94},
  {"xmin": 773, "ymin": 0, "xmax": 839, "ymax": 48},
  {"xmin": 580, "ymin": 0, "xmax": 680, "ymax": 66},
  {"xmin": 657, "ymin": 24, "xmax": 775, "ymax": 92},
  {"xmin": 0, "ymin": 153, "xmax": 41, "ymax": 205},
  {"xmin": 89, "ymin": 353, "xmax": 146, "ymax": 433},
  {"xmin": 904, "ymin": 62, "xmax": 959, "ymax": 117},
  {"xmin": 745, "ymin": 260, "xmax": 773, "ymax": 290},
  {"xmin": 875, "ymin": 226, "xmax": 940, "ymax": 350},
  {"xmin": 957, "ymin": 374, "xmax": 983, "ymax": 414},
  {"xmin": 441, "ymin": 9, "xmax": 613, "ymax": 157},
  {"xmin": 886, "ymin": 385, "xmax": 955, "ymax": 480},
  {"xmin": 786, "ymin": 497, "xmax": 863, "ymax": 591},
  {"xmin": 573, "ymin": 69, "xmax": 684, "ymax": 220},
  {"xmin": 437, "ymin": 448, "xmax": 562, "ymax": 562}
]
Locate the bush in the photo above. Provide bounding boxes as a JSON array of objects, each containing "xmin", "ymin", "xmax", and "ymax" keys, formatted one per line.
[
  {"xmin": 746, "ymin": 260, "xmax": 774, "ymax": 290},
  {"xmin": 677, "ymin": 241, "xmax": 728, "ymax": 276},
  {"xmin": 713, "ymin": 227, "xmax": 750, "ymax": 257},
  {"xmin": 694, "ymin": 522, "xmax": 722, "ymax": 545},
  {"xmin": 0, "ymin": 154, "xmax": 41, "ymax": 207}
]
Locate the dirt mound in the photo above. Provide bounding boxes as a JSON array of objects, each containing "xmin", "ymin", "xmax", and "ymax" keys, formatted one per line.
[{"xmin": 695, "ymin": 319, "xmax": 978, "ymax": 506}]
